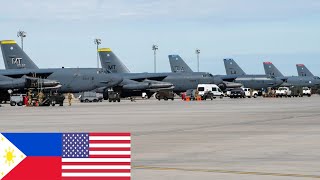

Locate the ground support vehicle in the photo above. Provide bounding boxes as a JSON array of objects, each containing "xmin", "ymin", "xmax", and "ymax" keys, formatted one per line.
[
  {"xmin": 242, "ymin": 88, "xmax": 258, "ymax": 98},
  {"xmin": 230, "ymin": 88, "xmax": 246, "ymax": 98},
  {"xmin": 108, "ymin": 91, "xmax": 121, "ymax": 102},
  {"xmin": 80, "ymin": 91, "xmax": 103, "ymax": 103},
  {"xmin": 276, "ymin": 87, "xmax": 292, "ymax": 97},
  {"xmin": 155, "ymin": 90, "xmax": 174, "ymax": 101}
]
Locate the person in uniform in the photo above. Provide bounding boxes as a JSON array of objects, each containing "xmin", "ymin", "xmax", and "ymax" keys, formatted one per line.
[
  {"xmin": 27, "ymin": 89, "xmax": 33, "ymax": 106},
  {"xmin": 38, "ymin": 91, "xmax": 45, "ymax": 105},
  {"xmin": 67, "ymin": 93, "xmax": 73, "ymax": 106},
  {"xmin": 194, "ymin": 90, "xmax": 199, "ymax": 100}
]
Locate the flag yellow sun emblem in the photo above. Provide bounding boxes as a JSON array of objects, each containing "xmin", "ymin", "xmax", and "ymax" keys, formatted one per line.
[{"xmin": 3, "ymin": 147, "xmax": 16, "ymax": 166}]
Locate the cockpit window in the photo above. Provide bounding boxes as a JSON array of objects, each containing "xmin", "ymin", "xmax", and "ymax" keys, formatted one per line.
[
  {"xmin": 202, "ymin": 73, "xmax": 213, "ymax": 77},
  {"xmin": 102, "ymin": 69, "xmax": 112, "ymax": 74}
]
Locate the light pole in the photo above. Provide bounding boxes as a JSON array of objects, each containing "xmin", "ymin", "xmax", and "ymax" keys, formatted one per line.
[
  {"xmin": 17, "ymin": 30, "xmax": 27, "ymax": 50},
  {"xmin": 152, "ymin": 44, "xmax": 158, "ymax": 73},
  {"xmin": 195, "ymin": 48, "xmax": 200, "ymax": 72},
  {"xmin": 94, "ymin": 38, "xmax": 102, "ymax": 69}
]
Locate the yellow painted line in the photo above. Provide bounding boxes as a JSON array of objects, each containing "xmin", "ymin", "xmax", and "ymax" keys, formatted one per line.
[{"xmin": 133, "ymin": 165, "xmax": 320, "ymax": 178}]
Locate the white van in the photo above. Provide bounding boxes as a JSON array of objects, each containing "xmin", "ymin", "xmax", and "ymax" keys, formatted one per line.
[{"xmin": 197, "ymin": 84, "xmax": 224, "ymax": 98}]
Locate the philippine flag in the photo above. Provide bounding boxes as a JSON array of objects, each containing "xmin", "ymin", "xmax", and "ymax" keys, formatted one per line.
[{"xmin": 0, "ymin": 133, "xmax": 131, "ymax": 180}]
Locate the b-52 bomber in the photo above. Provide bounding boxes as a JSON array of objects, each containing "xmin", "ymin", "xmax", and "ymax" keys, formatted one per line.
[
  {"xmin": 0, "ymin": 40, "xmax": 123, "ymax": 96},
  {"xmin": 168, "ymin": 55, "xmax": 282, "ymax": 90},
  {"xmin": 263, "ymin": 62, "xmax": 320, "ymax": 88},
  {"xmin": 98, "ymin": 48, "xmax": 235, "ymax": 96},
  {"xmin": 222, "ymin": 59, "xmax": 284, "ymax": 90},
  {"xmin": 0, "ymin": 40, "xmax": 176, "ymax": 100}
]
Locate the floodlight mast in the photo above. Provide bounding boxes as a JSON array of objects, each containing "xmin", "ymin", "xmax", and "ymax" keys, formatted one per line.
[
  {"xmin": 17, "ymin": 30, "xmax": 27, "ymax": 50},
  {"xmin": 195, "ymin": 49, "xmax": 200, "ymax": 72},
  {"xmin": 94, "ymin": 38, "xmax": 102, "ymax": 69},
  {"xmin": 152, "ymin": 44, "xmax": 158, "ymax": 73}
]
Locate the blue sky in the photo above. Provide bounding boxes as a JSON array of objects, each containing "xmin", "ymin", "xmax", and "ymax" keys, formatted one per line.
[{"xmin": 0, "ymin": 0, "xmax": 319, "ymax": 75}]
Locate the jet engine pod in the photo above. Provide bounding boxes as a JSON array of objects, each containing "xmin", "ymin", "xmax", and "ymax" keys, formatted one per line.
[{"xmin": 122, "ymin": 83, "xmax": 149, "ymax": 90}]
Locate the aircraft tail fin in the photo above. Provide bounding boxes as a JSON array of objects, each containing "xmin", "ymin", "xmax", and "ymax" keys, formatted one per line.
[
  {"xmin": 168, "ymin": 55, "xmax": 193, "ymax": 73},
  {"xmin": 223, "ymin": 58, "xmax": 246, "ymax": 75},
  {"xmin": 0, "ymin": 40, "xmax": 38, "ymax": 69},
  {"xmin": 296, "ymin": 64, "xmax": 314, "ymax": 77},
  {"xmin": 263, "ymin": 62, "xmax": 284, "ymax": 77},
  {"xmin": 98, "ymin": 48, "xmax": 130, "ymax": 73}
]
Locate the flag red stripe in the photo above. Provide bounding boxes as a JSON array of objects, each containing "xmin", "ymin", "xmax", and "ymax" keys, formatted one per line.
[
  {"xmin": 90, "ymin": 155, "xmax": 131, "ymax": 158},
  {"xmin": 62, "ymin": 169, "xmax": 130, "ymax": 173},
  {"xmin": 89, "ymin": 148, "xmax": 131, "ymax": 151},
  {"xmin": 62, "ymin": 162, "xmax": 130, "ymax": 166},
  {"xmin": 62, "ymin": 177, "xmax": 130, "ymax": 180},
  {"xmin": 89, "ymin": 133, "xmax": 130, "ymax": 136},
  {"xmin": 90, "ymin": 140, "xmax": 131, "ymax": 144}
]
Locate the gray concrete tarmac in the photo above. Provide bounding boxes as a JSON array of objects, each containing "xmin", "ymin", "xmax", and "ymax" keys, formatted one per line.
[{"xmin": 1, "ymin": 96, "xmax": 320, "ymax": 179}]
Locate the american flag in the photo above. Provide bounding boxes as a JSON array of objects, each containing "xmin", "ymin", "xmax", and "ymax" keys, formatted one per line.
[{"xmin": 61, "ymin": 133, "xmax": 131, "ymax": 180}]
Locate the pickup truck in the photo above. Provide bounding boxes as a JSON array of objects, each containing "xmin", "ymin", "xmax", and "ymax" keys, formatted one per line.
[
  {"xmin": 276, "ymin": 87, "xmax": 292, "ymax": 97},
  {"xmin": 242, "ymin": 88, "xmax": 258, "ymax": 98},
  {"xmin": 10, "ymin": 94, "xmax": 24, "ymax": 106},
  {"xmin": 303, "ymin": 87, "xmax": 311, "ymax": 97},
  {"xmin": 230, "ymin": 88, "xmax": 246, "ymax": 98}
]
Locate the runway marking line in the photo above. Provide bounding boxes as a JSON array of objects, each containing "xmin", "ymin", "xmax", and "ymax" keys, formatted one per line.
[{"xmin": 133, "ymin": 165, "xmax": 320, "ymax": 178}]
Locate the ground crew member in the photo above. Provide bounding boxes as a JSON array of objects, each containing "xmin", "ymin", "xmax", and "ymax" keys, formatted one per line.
[
  {"xmin": 27, "ymin": 89, "xmax": 32, "ymax": 106},
  {"xmin": 271, "ymin": 88, "xmax": 275, "ymax": 97},
  {"xmin": 67, "ymin": 93, "xmax": 73, "ymax": 106},
  {"xmin": 195, "ymin": 90, "xmax": 199, "ymax": 100},
  {"xmin": 38, "ymin": 91, "xmax": 45, "ymax": 105},
  {"xmin": 23, "ymin": 95, "xmax": 28, "ymax": 106}
]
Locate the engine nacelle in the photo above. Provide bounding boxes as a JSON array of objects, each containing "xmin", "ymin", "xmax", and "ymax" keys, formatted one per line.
[{"xmin": 122, "ymin": 83, "xmax": 149, "ymax": 90}]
